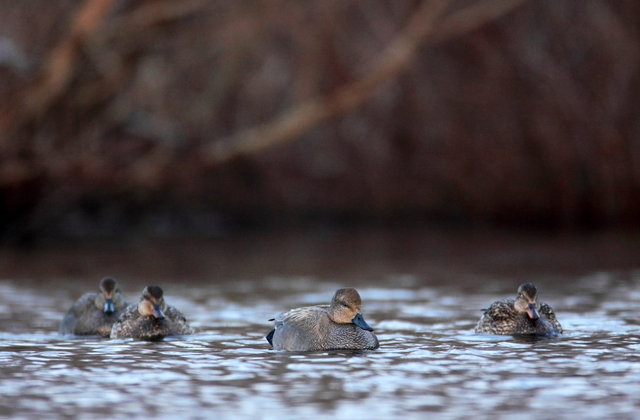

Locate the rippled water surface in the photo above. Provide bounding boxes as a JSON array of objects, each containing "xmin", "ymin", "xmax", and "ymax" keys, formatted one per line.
[{"xmin": 1, "ymin": 229, "xmax": 639, "ymax": 419}]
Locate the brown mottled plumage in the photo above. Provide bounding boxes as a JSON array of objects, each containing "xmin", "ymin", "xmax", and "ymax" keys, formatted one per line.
[
  {"xmin": 475, "ymin": 283, "xmax": 562, "ymax": 336},
  {"xmin": 110, "ymin": 286, "xmax": 193, "ymax": 340},
  {"xmin": 266, "ymin": 288, "xmax": 379, "ymax": 351},
  {"xmin": 59, "ymin": 277, "xmax": 128, "ymax": 336}
]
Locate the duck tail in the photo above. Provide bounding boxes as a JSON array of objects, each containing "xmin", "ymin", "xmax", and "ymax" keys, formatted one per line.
[{"xmin": 266, "ymin": 329, "xmax": 275, "ymax": 346}]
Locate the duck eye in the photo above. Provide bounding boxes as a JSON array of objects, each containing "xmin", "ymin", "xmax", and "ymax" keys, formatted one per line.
[{"xmin": 340, "ymin": 302, "xmax": 350, "ymax": 309}]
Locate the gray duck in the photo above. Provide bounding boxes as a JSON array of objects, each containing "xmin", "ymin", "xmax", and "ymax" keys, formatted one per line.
[
  {"xmin": 266, "ymin": 288, "xmax": 379, "ymax": 351},
  {"xmin": 59, "ymin": 277, "xmax": 128, "ymax": 337}
]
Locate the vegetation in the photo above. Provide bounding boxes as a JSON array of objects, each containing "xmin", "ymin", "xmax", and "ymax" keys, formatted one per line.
[{"xmin": 1, "ymin": 0, "xmax": 639, "ymax": 240}]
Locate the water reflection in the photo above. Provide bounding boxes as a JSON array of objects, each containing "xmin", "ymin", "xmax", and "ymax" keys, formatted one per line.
[{"xmin": 0, "ymin": 231, "xmax": 639, "ymax": 418}]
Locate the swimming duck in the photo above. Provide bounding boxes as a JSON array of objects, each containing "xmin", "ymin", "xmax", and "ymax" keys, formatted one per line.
[
  {"xmin": 59, "ymin": 277, "xmax": 128, "ymax": 337},
  {"xmin": 266, "ymin": 288, "xmax": 379, "ymax": 351},
  {"xmin": 110, "ymin": 285, "xmax": 193, "ymax": 340},
  {"xmin": 475, "ymin": 282, "xmax": 563, "ymax": 336}
]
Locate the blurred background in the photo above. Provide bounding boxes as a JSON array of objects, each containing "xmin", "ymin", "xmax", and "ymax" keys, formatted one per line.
[
  {"xmin": 2, "ymin": 4, "xmax": 640, "ymax": 417},
  {"xmin": 1, "ymin": 0, "xmax": 639, "ymax": 243}
]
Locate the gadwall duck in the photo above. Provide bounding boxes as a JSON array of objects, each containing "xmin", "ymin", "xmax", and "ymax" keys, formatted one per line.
[
  {"xmin": 266, "ymin": 288, "xmax": 379, "ymax": 351},
  {"xmin": 59, "ymin": 277, "xmax": 128, "ymax": 336},
  {"xmin": 110, "ymin": 286, "xmax": 193, "ymax": 340},
  {"xmin": 475, "ymin": 282, "xmax": 562, "ymax": 336}
]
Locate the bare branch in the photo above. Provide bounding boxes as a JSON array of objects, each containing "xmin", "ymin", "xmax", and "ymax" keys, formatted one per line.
[
  {"xmin": 22, "ymin": 0, "xmax": 117, "ymax": 117},
  {"xmin": 201, "ymin": 0, "xmax": 529, "ymax": 166}
]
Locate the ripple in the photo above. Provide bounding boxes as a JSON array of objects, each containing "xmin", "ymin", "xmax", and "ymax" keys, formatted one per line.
[{"xmin": 2, "ymin": 273, "xmax": 640, "ymax": 419}]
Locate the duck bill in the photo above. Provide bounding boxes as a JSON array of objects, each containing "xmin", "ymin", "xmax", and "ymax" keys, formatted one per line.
[
  {"xmin": 103, "ymin": 299, "xmax": 115, "ymax": 314},
  {"xmin": 526, "ymin": 304, "xmax": 540, "ymax": 320},
  {"xmin": 352, "ymin": 313, "xmax": 374, "ymax": 331},
  {"xmin": 152, "ymin": 305, "xmax": 165, "ymax": 320}
]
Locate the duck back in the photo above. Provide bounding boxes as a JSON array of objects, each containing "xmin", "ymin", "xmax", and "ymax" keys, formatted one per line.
[
  {"xmin": 269, "ymin": 305, "xmax": 379, "ymax": 351},
  {"xmin": 59, "ymin": 292, "xmax": 126, "ymax": 337},
  {"xmin": 475, "ymin": 299, "xmax": 562, "ymax": 336},
  {"xmin": 110, "ymin": 305, "xmax": 193, "ymax": 340}
]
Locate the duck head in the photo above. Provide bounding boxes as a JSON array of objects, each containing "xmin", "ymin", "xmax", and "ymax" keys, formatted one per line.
[
  {"xmin": 514, "ymin": 282, "xmax": 540, "ymax": 320},
  {"xmin": 95, "ymin": 277, "xmax": 120, "ymax": 314},
  {"xmin": 138, "ymin": 286, "xmax": 166, "ymax": 320},
  {"xmin": 329, "ymin": 288, "xmax": 374, "ymax": 331}
]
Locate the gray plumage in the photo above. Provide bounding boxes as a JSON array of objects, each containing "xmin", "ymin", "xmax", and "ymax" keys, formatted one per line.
[
  {"xmin": 267, "ymin": 288, "xmax": 379, "ymax": 351},
  {"xmin": 110, "ymin": 285, "xmax": 193, "ymax": 340},
  {"xmin": 59, "ymin": 277, "xmax": 128, "ymax": 337},
  {"xmin": 475, "ymin": 282, "xmax": 562, "ymax": 336}
]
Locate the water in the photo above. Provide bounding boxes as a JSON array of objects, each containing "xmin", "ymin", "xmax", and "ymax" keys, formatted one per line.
[{"xmin": 1, "ymin": 229, "xmax": 639, "ymax": 419}]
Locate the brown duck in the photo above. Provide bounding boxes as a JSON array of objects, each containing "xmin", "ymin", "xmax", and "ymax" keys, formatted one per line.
[
  {"xmin": 475, "ymin": 282, "xmax": 562, "ymax": 336},
  {"xmin": 110, "ymin": 286, "xmax": 193, "ymax": 340}
]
